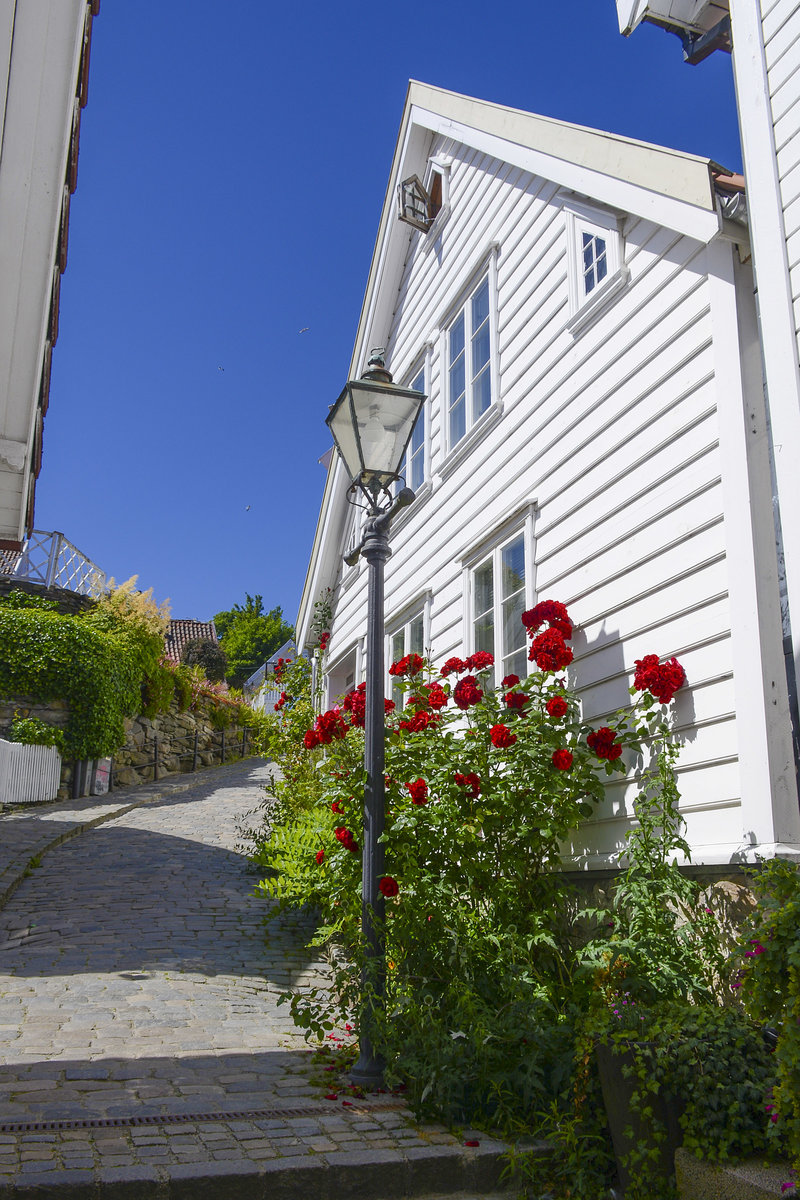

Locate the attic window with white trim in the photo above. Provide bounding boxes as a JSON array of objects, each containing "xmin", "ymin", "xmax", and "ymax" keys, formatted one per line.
[
  {"xmin": 398, "ymin": 159, "xmax": 450, "ymax": 233},
  {"xmin": 563, "ymin": 198, "xmax": 629, "ymax": 335}
]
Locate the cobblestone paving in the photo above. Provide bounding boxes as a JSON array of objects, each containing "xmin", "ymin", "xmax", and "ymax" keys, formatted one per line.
[{"xmin": 0, "ymin": 762, "xmax": 509, "ymax": 1196}]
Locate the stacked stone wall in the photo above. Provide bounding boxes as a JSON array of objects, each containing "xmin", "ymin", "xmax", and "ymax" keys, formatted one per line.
[{"xmin": 0, "ymin": 697, "xmax": 252, "ymax": 799}]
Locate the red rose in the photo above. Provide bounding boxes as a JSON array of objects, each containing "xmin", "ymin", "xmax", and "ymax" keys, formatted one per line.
[
  {"xmin": 502, "ymin": 674, "xmax": 520, "ymax": 688},
  {"xmin": 315, "ymin": 849, "xmax": 325, "ymax": 865},
  {"xmin": 398, "ymin": 710, "xmax": 439, "ymax": 733},
  {"xmin": 587, "ymin": 726, "xmax": 623, "ymax": 761},
  {"xmin": 385, "ymin": 698, "xmax": 396, "ymax": 713},
  {"xmin": 334, "ymin": 826, "xmax": 359, "ymax": 853},
  {"xmin": 425, "ymin": 683, "xmax": 448, "ymax": 710},
  {"xmin": 504, "ymin": 691, "xmax": 529, "ymax": 711},
  {"xmin": 546, "ymin": 695, "xmax": 568, "ymax": 719},
  {"xmin": 303, "ymin": 730, "xmax": 320, "ymax": 749},
  {"xmin": 552, "ymin": 748, "xmax": 573, "ymax": 771},
  {"xmin": 633, "ymin": 654, "xmax": 686, "ymax": 704},
  {"xmin": 490, "ymin": 724, "xmax": 517, "ymax": 749},
  {"xmin": 407, "ymin": 778, "xmax": 429, "ymax": 805},
  {"xmin": 529, "ymin": 628, "xmax": 573, "ymax": 672},
  {"xmin": 379, "ymin": 876, "xmax": 399, "ymax": 897},
  {"xmin": 331, "ymin": 801, "xmax": 344, "ymax": 814},
  {"xmin": 389, "ymin": 653, "xmax": 424, "ymax": 677},
  {"xmin": 522, "ymin": 600, "xmax": 573, "ymax": 640},
  {"xmin": 466, "ymin": 650, "xmax": 494, "ymax": 672},
  {"xmin": 454, "ymin": 771, "xmax": 482, "ymax": 798},
  {"xmin": 314, "ymin": 708, "xmax": 348, "ymax": 743},
  {"xmin": 440, "ymin": 657, "xmax": 467, "ymax": 676},
  {"xmin": 453, "ymin": 675, "xmax": 483, "ymax": 710}
]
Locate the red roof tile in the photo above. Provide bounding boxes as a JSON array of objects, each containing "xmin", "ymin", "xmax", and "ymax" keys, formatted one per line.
[{"xmin": 165, "ymin": 619, "xmax": 218, "ymax": 663}]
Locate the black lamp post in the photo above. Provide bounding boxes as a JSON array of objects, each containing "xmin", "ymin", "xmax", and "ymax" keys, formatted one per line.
[{"xmin": 326, "ymin": 348, "xmax": 426, "ymax": 1088}]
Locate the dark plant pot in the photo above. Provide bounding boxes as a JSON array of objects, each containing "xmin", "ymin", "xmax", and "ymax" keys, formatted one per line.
[{"xmin": 595, "ymin": 1041, "xmax": 684, "ymax": 1197}]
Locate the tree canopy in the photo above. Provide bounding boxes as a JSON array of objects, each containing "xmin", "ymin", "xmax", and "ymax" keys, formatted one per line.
[{"xmin": 213, "ymin": 594, "xmax": 293, "ymax": 686}]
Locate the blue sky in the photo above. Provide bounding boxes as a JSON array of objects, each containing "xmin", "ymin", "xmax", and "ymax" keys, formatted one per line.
[{"xmin": 36, "ymin": 1, "xmax": 742, "ymax": 626}]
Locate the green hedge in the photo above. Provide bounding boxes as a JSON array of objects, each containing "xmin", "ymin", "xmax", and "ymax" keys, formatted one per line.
[{"xmin": 0, "ymin": 608, "xmax": 142, "ymax": 759}]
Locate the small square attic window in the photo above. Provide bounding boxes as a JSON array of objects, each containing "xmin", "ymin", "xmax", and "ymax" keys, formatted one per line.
[
  {"xmin": 562, "ymin": 197, "xmax": 630, "ymax": 335},
  {"xmin": 398, "ymin": 159, "xmax": 450, "ymax": 233}
]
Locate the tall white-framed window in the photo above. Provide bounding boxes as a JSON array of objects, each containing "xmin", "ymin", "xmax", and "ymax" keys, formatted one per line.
[
  {"xmin": 462, "ymin": 504, "xmax": 535, "ymax": 687},
  {"xmin": 398, "ymin": 364, "xmax": 426, "ymax": 492},
  {"xmin": 471, "ymin": 532, "xmax": 528, "ymax": 685},
  {"xmin": 447, "ymin": 273, "xmax": 493, "ymax": 449},
  {"xmin": 387, "ymin": 591, "xmax": 431, "ymax": 704},
  {"xmin": 563, "ymin": 197, "xmax": 629, "ymax": 335}
]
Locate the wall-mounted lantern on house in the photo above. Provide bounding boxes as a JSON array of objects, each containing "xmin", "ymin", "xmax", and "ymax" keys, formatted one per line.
[{"xmin": 326, "ymin": 349, "xmax": 425, "ymax": 1088}]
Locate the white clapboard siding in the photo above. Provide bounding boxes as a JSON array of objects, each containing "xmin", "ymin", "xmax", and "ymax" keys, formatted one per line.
[
  {"xmin": 0, "ymin": 738, "xmax": 61, "ymax": 804},
  {"xmin": 323, "ymin": 127, "xmax": 768, "ymax": 864}
]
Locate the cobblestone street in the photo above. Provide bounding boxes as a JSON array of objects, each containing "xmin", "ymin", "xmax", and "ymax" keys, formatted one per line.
[{"xmin": 0, "ymin": 760, "xmax": 511, "ymax": 1197}]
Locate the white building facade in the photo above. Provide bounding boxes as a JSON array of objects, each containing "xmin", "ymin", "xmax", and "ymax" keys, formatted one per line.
[
  {"xmin": 298, "ymin": 82, "xmax": 800, "ymax": 870},
  {"xmin": 0, "ymin": 0, "xmax": 98, "ymax": 550}
]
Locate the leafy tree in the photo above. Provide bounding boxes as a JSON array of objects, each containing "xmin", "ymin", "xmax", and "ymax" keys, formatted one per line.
[
  {"xmin": 181, "ymin": 638, "xmax": 228, "ymax": 683},
  {"xmin": 213, "ymin": 594, "xmax": 293, "ymax": 686}
]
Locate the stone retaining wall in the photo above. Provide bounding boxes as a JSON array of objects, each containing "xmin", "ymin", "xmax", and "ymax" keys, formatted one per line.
[{"xmin": 0, "ymin": 697, "xmax": 253, "ymax": 799}]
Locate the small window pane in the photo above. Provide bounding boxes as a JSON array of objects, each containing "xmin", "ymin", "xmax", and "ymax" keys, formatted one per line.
[
  {"xmin": 450, "ymin": 313, "xmax": 465, "ymax": 364},
  {"xmin": 409, "ymin": 614, "xmax": 424, "ymax": 657},
  {"xmin": 472, "ymin": 366, "xmax": 491, "ymax": 421},
  {"xmin": 392, "ymin": 631, "xmax": 405, "ymax": 662},
  {"xmin": 502, "ymin": 593, "xmax": 526, "ymax": 658},
  {"xmin": 596, "ymin": 247, "xmax": 608, "ymax": 283},
  {"xmin": 473, "ymin": 560, "xmax": 494, "ymax": 619},
  {"xmin": 474, "ymin": 615, "xmax": 494, "ymax": 656},
  {"xmin": 503, "ymin": 646, "xmax": 527, "ymax": 680},
  {"xmin": 450, "ymin": 396, "xmax": 466, "ymax": 446},
  {"xmin": 583, "ymin": 241, "xmax": 594, "ymax": 272},
  {"xmin": 501, "ymin": 537, "xmax": 525, "ymax": 597},
  {"xmin": 472, "ymin": 278, "xmax": 490, "ymax": 328},
  {"xmin": 472, "ymin": 320, "xmax": 490, "ymax": 378},
  {"xmin": 449, "ymin": 354, "xmax": 465, "ymax": 407}
]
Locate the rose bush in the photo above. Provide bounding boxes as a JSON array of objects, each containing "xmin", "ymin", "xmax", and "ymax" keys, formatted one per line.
[{"xmin": 253, "ymin": 603, "xmax": 703, "ymax": 1128}]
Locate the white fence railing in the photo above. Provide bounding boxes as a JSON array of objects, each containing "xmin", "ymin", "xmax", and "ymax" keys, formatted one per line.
[
  {"xmin": 1, "ymin": 530, "xmax": 105, "ymax": 598},
  {"xmin": 0, "ymin": 738, "xmax": 61, "ymax": 804}
]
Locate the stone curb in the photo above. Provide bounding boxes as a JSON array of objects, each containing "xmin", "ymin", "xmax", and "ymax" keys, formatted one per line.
[
  {"xmin": 0, "ymin": 1138, "xmax": 529, "ymax": 1199},
  {"xmin": 0, "ymin": 759, "xmax": 270, "ymax": 912}
]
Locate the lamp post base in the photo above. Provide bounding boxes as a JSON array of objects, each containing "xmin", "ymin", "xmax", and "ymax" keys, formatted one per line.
[{"xmin": 350, "ymin": 1047, "xmax": 386, "ymax": 1091}]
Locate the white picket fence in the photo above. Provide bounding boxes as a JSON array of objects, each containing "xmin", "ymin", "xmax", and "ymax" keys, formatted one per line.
[{"xmin": 0, "ymin": 738, "xmax": 61, "ymax": 804}]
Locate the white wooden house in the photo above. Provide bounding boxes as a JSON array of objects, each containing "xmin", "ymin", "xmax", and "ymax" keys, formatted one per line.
[
  {"xmin": 615, "ymin": 0, "xmax": 800, "ymax": 854},
  {"xmin": 0, "ymin": 0, "xmax": 98, "ymax": 551},
  {"xmin": 297, "ymin": 81, "xmax": 800, "ymax": 870}
]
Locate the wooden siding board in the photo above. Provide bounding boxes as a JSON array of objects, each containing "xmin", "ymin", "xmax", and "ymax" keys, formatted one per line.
[{"xmin": 762, "ymin": 0, "xmax": 800, "ymax": 46}]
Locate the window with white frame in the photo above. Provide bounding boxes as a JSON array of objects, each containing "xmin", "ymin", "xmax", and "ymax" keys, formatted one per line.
[
  {"xmin": 388, "ymin": 608, "xmax": 426, "ymax": 705},
  {"xmin": 471, "ymin": 531, "xmax": 528, "ymax": 685},
  {"xmin": 563, "ymin": 198, "xmax": 628, "ymax": 333},
  {"xmin": 398, "ymin": 365, "xmax": 425, "ymax": 492},
  {"xmin": 447, "ymin": 274, "xmax": 492, "ymax": 449}
]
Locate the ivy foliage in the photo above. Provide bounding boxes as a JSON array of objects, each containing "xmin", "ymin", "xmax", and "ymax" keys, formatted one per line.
[
  {"xmin": 9, "ymin": 713, "xmax": 65, "ymax": 753},
  {"xmin": 0, "ymin": 605, "xmax": 142, "ymax": 759}
]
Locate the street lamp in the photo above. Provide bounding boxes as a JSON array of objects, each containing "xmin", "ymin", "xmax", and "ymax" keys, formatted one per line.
[{"xmin": 326, "ymin": 348, "xmax": 426, "ymax": 1088}]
